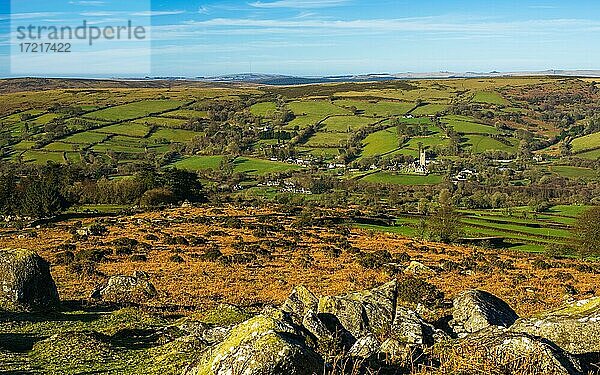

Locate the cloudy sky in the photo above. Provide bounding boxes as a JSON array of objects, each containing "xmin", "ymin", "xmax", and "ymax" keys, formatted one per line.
[{"xmin": 1, "ymin": 0, "xmax": 599, "ymax": 77}]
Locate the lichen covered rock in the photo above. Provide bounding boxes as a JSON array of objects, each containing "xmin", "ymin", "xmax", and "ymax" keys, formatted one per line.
[
  {"xmin": 184, "ymin": 313, "xmax": 323, "ymax": 375},
  {"xmin": 450, "ymin": 289, "xmax": 518, "ymax": 336},
  {"xmin": 282, "ymin": 285, "xmax": 318, "ymax": 320},
  {"xmin": 442, "ymin": 327, "xmax": 584, "ymax": 375},
  {"xmin": 510, "ymin": 297, "xmax": 600, "ymax": 355},
  {"xmin": 318, "ymin": 280, "xmax": 397, "ymax": 338},
  {"xmin": 91, "ymin": 271, "xmax": 156, "ymax": 303},
  {"xmin": 0, "ymin": 248, "xmax": 59, "ymax": 312}
]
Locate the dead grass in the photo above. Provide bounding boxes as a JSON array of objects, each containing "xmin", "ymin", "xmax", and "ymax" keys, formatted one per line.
[{"xmin": 0, "ymin": 205, "xmax": 597, "ymax": 317}]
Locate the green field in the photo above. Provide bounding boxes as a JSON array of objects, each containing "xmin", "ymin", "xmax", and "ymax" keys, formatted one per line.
[
  {"xmin": 411, "ymin": 103, "xmax": 448, "ymax": 115},
  {"xmin": 362, "ymin": 128, "xmax": 400, "ymax": 157},
  {"xmin": 173, "ymin": 156, "xmax": 302, "ymax": 175},
  {"xmin": 43, "ymin": 142, "xmax": 80, "ymax": 152},
  {"xmin": 250, "ymin": 102, "xmax": 277, "ymax": 117},
  {"xmin": 96, "ymin": 123, "xmax": 152, "ymax": 138},
  {"xmin": 304, "ymin": 132, "xmax": 352, "ymax": 147},
  {"xmin": 162, "ymin": 109, "xmax": 208, "ymax": 119},
  {"xmin": 286, "ymin": 100, "xmax": 350, "ymax": 129},
  {"xmin": 31, "ymin": 113, "xmax": 62, "ymax": 125},
  {"xmin": 172, "ymin": 155, "xmax": 225, "ymax": 170},
  {"xmin": 549, "ymin": 165, "xmax": 598, "ymax": 179},
  {"xmin": 578, "ymin": 148, "xmax": 600, "ymax": 160},
  {"xmin": 13, "ymin": 140, "xmax": 36, "ymax": 150},
  {"xmin": 21, "ymin": 150, "xmax": 65, "ymax": 164},
  {"xmin": 463, "ymin": 134, "xmax": 517, "ymax": 153},
  {"xmin": 233, "ymin": 157, "xmax": 302, "ymax": 175},
  {"xmin": 135, "ymin": 117, "xmax": 188, "ymax": 128},
  {"xmin": 361, "ymin": 172, "xmax": 443, "ymax": 185},
  {"xmin": 571, "ymin": 131, "xmax": 600, "ymax": 152},
  {"xmin": 149, "ymin": 128, "xmax": 202, "ymax": 143},
  {"xmin": 322, "ymin": 116, "xmax": 378, "ymax": 132},
  {"xmin": 92, "ymin": 142, "xmax": 147, "ymax": 154},
  {"xmin": 334, "ymin": 100, "xmax": 414, "ymax": 117},
  {"xmin": 442, "ymin": 115, "xmax": 499, "ymax": 135},
  {"xmin": 84, "ymin": 100, "xmax": 184, "ymax": 121},
  {"xmin": 472, "ymin": 91, "xmax": 509, "ymax": 105},
  {"xmin": 63, "ymin": 131, "xmax": 108, "ymax": 145},
  {"xmin": 354, "ymin": 204, "xmax": 589, "ymax": 252}
]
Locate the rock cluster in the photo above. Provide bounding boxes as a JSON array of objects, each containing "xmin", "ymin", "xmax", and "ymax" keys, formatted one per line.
[
  {"xmin": 182, "ymin": 283, "xmax": 600, "ymax": 375},
  {"xmin": 90, "ymin": 271, "xmax": 157, "ymax": 303},
  {"xmin": 0, "ymin": 248, "xmax": 59, "ymax": 312},
  {"xmin": 2, "ymin": 249, "xmax": 598, "ymax": 374}
]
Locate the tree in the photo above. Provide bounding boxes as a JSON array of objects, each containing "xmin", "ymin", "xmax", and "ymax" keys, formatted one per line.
[
  {"xmin": 140, "ymin": 188, "xmax": 176, "ymax": 207},
  {"xmin": 0, "ymin": 171, "xmax": 17, "ymax": 214},
  {"xmin": 427, "ymin": 189, "xmax": 464, "ymax": 243},
  {"xmin": 19, "ymin": 176, "xmax": 66, "ymax": 218},
  {"xmin": 161, "ymin": 168, "xmax": 204, "ymax": 202},
  {"xmin": 573, "ymin": 206, "xmax": 600, "ymax": 258}
]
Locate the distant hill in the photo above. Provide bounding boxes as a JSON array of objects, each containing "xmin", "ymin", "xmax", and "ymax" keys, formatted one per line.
[{"xmin": 197, "ymin": 70, "xmax": 600, "ymax": 85}]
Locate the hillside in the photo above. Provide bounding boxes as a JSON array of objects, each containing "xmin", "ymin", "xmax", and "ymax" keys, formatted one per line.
[{"xmin": 0, "ymin": 205, "xmax": 599, "ymax": 374}]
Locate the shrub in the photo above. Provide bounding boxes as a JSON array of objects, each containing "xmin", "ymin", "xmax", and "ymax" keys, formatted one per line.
[
  {"xmin": 219, "ymin": 253, "xmax": 257, "ymax": 266},
  {"xmin": 532, "ymin": 259, "xmax": 552, "ymax": 270},
  {"xmin": 397, "ymin": 276, "xmax": 444, "ymax": 308},
  {"xmin": 164, "ymin": 235, "xmax": 189, "ymax": 245},
  {"xmin": 111, "ymin": 238, "xmax": 139, "ymax": 255},
  {"xmin": 355, "ymin": 250, "xmax": 393, "ymax": 269},
  {"xmin": 573, "ymin": 206, "xmax": 600, "ymax": 258},
  {"xmin": 88, "ymin": 223, "xmax": 108, "ymax": 236},
  {"xmin": 55, "ymin": 251, "xmax": 75, "ymax": 265},
  {"xmin": 322, "ymin": 246, "xmax": 341, "ymax": 258},
  {"xmin": 140, "ymin": 188, "xmax": 175, "ymax": 207},
  {"xmin": 75, "ymin": 248, "xmax": 108, "ymax": 263},
  {"xmin": 130, "ymin": 254, "xmax": 147, "ymax": 262},
  {"xmin": 169, "ymin": 254, "xmax": 185, "ymax": 263},
  {"xmin": 199, "ymin": 246, "xmax": 223, "ymax": 261},
  {"xmin": 144, "ymin": 234, "xmax": 159, "ymax": 241},
  {"xmin": 394, "ymin": 252, "xmax": 411, "ymax": 263},
  {"xmin": 67, "ymin": 261, "xmax": 97, "ymax": 277}
]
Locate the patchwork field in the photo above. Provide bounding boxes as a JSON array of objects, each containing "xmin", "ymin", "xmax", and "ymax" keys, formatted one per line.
[{"xmin": 84, "ymin": 100, "xmax": 185, "ymax": 122}]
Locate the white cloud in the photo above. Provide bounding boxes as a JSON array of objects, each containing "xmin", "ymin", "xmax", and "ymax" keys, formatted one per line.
[
  {"xmin": 69, "ymin": 1, "xmax": 107, "ymax": 6},
  {"xmin": 249, "ymin": 0, "xmax": 349, "ymax": 9},
  {"xmin": 7, "ymin": 12, "xmax": 64, "ymax": 20},
  {"xmin": 131, "ymin": 11, "xmax": 185, "ymax": 17}
]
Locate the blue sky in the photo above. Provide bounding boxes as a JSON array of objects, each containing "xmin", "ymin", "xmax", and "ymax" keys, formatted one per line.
[{"xmin": 1, "ymin": 0, "xmax": 600, "ymax": 77}]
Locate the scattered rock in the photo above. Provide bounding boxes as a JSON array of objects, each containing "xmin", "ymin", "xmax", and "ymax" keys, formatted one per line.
[
  {"xmin": 404, "ymin": 261, "xmax": 435, "ymax": 275},
  {"xmin": 348, "ymin": 334, "xmax": 380, "ymax": 359},
  {"xmin": 184, "ymin": 313, "xmax": 323, "ymax": 375},
  {"xmin": 91, "ymin": 271, "xmax": 157, "ymax": 303},
  {"xmin": 302, "ymin": 310, "xmax": 334, "ymax": 343},
  {"xmin": 446, "ymin": 327, "xmax": 584, "ymax": 375},
  {"xmin": 391, "ymin": 306, "xmax": 429, "ymax": 345},
  {"xmin": 510, "ymin": 297, "xmax": 600, "ymax": 355},
  {"xmin": 282, "ymin": 285, "xmax": 318, "ymax": 320},
  {"xmin": 450, "ymin": 289, "xmax": 518, "ymax": 336},
  {"xmin": 318, "ymin": 280, "xmax": 397, "ymax": 338},
  {"xmin": 379, "ymin": 338, "xmax": 413, "ymax": 365},
  {"xmin": 0, "ymin": 248, "xmax": 59, "ymax": 312}
]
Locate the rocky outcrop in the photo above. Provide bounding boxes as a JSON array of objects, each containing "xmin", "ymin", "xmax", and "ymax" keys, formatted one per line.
[
  {"xmin": 510, "ymin": 297, "xmax": 600, "ymax": 355},
  {"xmin": 91, "ymin": 271, "xmax": 157, "ymax": 303},
  {"xmin": 184, "ymin": 312, "xmax": 323, "ymax": 375},
  {"xmin": 282, "ymin": 285, "xmax": 318, "ymax": 320},
  {"xmin": 318, "ymin": 280, "xmax": 397, "ymax": 339},
  {"xmin": 447, "ymin": 327, "xmax": 584, "ymax": 375},
  {"xmin": 0, "ymin": 248, "xmax": 59, "ymax": 312},
  {"xmin": 450, "ymin": 289, "xmax": 519, "ymax": 336},
  {"xmin": 404, "ymin": 261, "xmax": 435, "ymax": 275}
]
